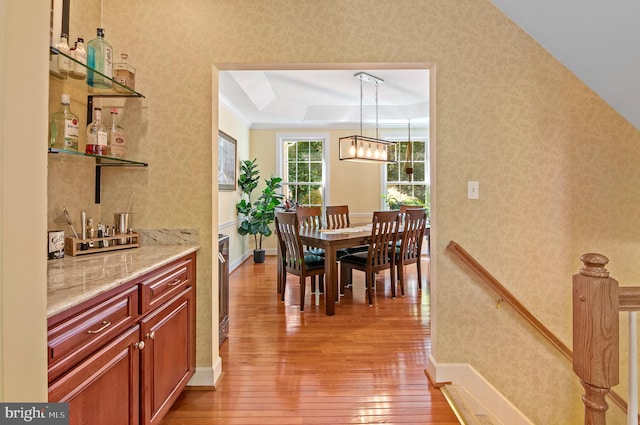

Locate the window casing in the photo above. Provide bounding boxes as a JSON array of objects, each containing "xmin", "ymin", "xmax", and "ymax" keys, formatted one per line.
[{"xmin": 276, "ymin": 134, "xmax": 328, "ymax": 209}]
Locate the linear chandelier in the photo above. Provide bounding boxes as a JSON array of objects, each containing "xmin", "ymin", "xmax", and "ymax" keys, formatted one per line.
[{"xmin": 339, "ymin": 72, "xmax": 397, "ymax": 164}]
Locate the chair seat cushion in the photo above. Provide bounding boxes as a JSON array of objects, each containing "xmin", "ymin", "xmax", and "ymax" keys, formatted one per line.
[
  {"xmin": 304, "ymin": 254, "xmax": 325, "ymax": 270},
  {"xmin": 305, "ymin": 247, "xmax": 325, "ymax": 256},
  {"xmin": 339, "ymin": 251, "xmax": 369, "ymax": 266},
  {"xmin": 346, "ymin": 245, "xmax": 369, "ymax": 254}
]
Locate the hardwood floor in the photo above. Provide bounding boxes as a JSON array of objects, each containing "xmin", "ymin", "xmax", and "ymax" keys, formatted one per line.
[{"xmin": 160, "ymin": 255, "xmax": 460, "ymax": 425}]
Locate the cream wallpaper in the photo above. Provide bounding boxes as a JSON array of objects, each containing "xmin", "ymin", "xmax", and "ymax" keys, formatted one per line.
[{"xmin": 40, "ymin": 0, "xmax": 640, "ymax": 423}]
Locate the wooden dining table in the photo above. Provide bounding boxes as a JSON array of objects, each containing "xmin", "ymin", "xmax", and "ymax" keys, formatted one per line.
[
  {"xmin": 277, "ymin": 220, "xmax": 430, "ymax": 316},
  {"xmin": 296, "ymin": 223, "xmax": 373, "ymax": 316}
]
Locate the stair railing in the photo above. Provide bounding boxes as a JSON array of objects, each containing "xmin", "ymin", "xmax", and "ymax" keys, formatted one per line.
[{"xmin": 447, "ymin": 241, "xmax": 632, "ymax": 424}]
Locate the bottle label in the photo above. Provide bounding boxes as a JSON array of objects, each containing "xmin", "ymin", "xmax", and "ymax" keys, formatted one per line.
[
  {"xmin": 97, "ymin": 130, "xmax": 108, "ymax": 146},
  {"xmin": 109, "ymin": 129, "xmax": 127, "ymax": 157},
  {"xmin": 104, "ymin": 46, "xmax": 113, "ymax": 78},
  {"xmin": 63, "ymin": 118, "xmax": 79, "ymax": 150}
]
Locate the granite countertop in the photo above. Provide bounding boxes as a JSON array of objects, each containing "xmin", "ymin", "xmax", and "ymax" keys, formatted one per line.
[{"xmin": 47, "ymin": 244, "xmax": 200, "ymax": 318}]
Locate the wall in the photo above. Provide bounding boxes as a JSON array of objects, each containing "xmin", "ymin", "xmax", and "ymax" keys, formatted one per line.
[
  {"xmin": 10, "ymin": 0, "xmax": 636, "ymax": 422},
  {"xmin": 0, "ymin": 1, "xmax": 49, "ymax": 401},
  {"xmin": 102, "ymin": 1, "xmax": 640, "ymax": 422}
]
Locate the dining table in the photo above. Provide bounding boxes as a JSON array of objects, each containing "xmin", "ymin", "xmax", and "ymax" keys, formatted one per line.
[
  {"xmin": 296, "ymin": 223, "xmax": 373, "ymax": 316},
  {"xmin": 277, "ymin": 220, "xmax": 430, "ymax": 316}
]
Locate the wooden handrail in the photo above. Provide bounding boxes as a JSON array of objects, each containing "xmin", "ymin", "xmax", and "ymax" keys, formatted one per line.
[
  {"xmin": 447, "ymin": 240, "xmax": 572, "ymax": 361},
  {"xmin": 447, "ymin": 241, "xmax": 630, "ymax": 420}
]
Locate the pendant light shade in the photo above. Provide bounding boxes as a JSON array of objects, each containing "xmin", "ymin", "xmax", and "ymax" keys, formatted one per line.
[{"xmin": 339, "ymin": 72, "xmax": 397, "ymax": 164}]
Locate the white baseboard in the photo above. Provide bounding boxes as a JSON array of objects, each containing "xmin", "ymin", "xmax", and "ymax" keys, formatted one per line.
[
  {"xmin": 187, "ymin": 356, "xmax": 223, "ymax": 387},
  {"xmin": 427, "ymin": 354, "xmax": 534, "ymax": 425}
]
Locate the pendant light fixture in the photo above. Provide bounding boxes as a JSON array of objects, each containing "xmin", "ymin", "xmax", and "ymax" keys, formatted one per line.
[{"xmin": 339, "ymin": 72, "xmax": 397, "ymax": 164}]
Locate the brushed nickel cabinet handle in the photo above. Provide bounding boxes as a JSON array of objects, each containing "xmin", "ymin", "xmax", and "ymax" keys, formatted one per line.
[
  {"xmin": 146, "ymin": 331, "xmax": 155, "ymax": 340},
  {"xmin": 87, "ymin": 321, "xmax": 112, "ymax": 334},
  {"xmin": 134, "ymin": 341, "xmax": 145, "ymax": 350},
  {"xmin": 168, "ymin": 278, "xmax": 181, "ymax": 286}
]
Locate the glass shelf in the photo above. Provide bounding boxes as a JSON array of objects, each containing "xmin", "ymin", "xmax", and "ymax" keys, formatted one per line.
[
  {"xmin": 49, "ymin": 47, "xmax": 145, "ymax": 98},
  {"xmin": 48, "ymin": 148, "xmax": 148, "ymax": 167}
]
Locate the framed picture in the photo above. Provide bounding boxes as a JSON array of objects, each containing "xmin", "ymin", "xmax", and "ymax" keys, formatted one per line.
[{"xmin": 218, "ymin": 131, "xmax": 237, "ymax": 191}]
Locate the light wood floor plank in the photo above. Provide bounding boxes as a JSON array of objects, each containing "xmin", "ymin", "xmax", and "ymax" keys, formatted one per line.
[{"xmin": 160, "ymin": 255, "xmax": 460, "ymax": 425}]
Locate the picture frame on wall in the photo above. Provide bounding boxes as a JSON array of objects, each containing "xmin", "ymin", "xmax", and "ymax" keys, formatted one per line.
[{"xmin": 218, "ymin": 131, "xmax": 237, "ymax": 191}]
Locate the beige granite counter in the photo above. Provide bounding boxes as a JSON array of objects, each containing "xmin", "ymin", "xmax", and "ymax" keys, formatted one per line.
[{"xmin": 47, "ymin": 245, "xmax": 200, "ymax": 318}]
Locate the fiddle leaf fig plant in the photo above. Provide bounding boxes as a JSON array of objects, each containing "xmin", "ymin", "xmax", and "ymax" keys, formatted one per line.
[{"xmin": 236, "ymin": 159, "xmax": 283, "ymax": 260}]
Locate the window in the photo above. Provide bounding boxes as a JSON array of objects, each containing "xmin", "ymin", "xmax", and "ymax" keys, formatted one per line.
[
  {"xmin": 384, "ymin": 136, "xmax": 430, "ymax": 215},
  {"xmin": 276, "ymin": 134, "xmax": 328, "ymax": 208}
]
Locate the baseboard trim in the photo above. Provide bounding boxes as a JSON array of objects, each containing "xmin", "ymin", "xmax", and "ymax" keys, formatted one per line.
[
  {"xmin": 427, "ymin": 354, "xmax": 534, "ymax": 425},
  {"xmin": 187, "ymin": 357, "xmax": 223, "ymax": 387}
]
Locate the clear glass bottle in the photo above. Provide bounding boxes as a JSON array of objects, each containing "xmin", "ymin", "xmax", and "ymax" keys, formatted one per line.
[
  {"xmin": 113, "ymin": 53, "xmax": 136, "ymax": 93},
  {"xmin": 70, "ymin": 38, "xmax": 86, "ymax": 80},
  {"xmin": 86, "ymin": 108, "xmax": 108, "ymax": 155},
  {"xmin": 49, "ymin": 94, "xmax": 79, "ymax": 151},
  {"xmin": 108, "ymin": 108, "xmax": 127, "ymax": 158},
  {"xmin": 87, "ymin": 28, "xmax": 113, "ymax": 88}
]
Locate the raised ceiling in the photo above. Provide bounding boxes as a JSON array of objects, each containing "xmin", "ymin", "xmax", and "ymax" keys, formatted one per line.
[{"xmin": 219, "ymin": 68, "xmax": 430, "ymax": 130}]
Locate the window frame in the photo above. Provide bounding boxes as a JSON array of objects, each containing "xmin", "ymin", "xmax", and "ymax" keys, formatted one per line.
[{"xmin": 275, "ymin": 132, "xmax": 330, "ymax": 209}]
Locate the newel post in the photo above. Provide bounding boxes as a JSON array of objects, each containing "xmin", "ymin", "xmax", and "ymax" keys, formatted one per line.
[{"xmin": 573, "ymin": 253, "xmax": 619, "ymax": 425}]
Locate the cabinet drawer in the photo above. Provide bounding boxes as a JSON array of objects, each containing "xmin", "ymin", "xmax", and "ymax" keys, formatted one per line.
[
  {"xmin": 140, "ymin": 255, "xmax": 194, "ymax": 314},
  {"xmin": 48, "ymin": 285, "xmax": 139, "ymax": 383}
]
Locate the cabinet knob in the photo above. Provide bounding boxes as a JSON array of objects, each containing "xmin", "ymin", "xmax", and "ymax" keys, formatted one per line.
[
  {"xmin": 146, "ymin": 331, "xmax": 155, "ymax": 340},
  {"xmin": 168, "ymin": 278, "xmax": 181, "ymax": 286},
  {"xmin": 134, "ymin": 341, "xmax": 145, "ymax": 350}
]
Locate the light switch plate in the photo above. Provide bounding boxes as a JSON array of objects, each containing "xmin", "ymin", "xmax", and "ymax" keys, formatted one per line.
[{"xmin": 468, "ymin": 181, "xmax": 479, "ymax": 199}]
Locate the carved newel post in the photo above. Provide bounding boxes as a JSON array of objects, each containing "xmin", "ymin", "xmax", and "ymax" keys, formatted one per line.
[{"xmin": 573, "ymin": 253, "xmax": 619, "ymax": 425}]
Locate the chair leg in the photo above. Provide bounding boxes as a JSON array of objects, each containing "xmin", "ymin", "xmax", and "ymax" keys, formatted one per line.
[
  {"xmin": 366, "ymin": 272, "xmax": 374, "ymax": 306},
  {"xmin": 319, "ymin": 275, "xmax": 324, "ymax": 294},
  {"xmin": 416, "ymin": 260, "xmax": 422, "ymax": 290},
  {"xmin": 397, "ymin": 264, "xmax": 405, "ymax": 297},
  {"xmin": 300, "ymin": 276, "xmax": 306, "ymax": 312},
  {"xmin": 390, "ymin": 266, "xmax": 397, "ymax": 299},
  {"xmin": 339, "ymin": 264, "xmax": 347, "ymax": 295},
  {"xmin": 311, "ymin": 276, "xmax": 317, "ymax": 293},
  {"xmin": 281, "ymin": 274, "xmax": 286, "ymax": 302}
]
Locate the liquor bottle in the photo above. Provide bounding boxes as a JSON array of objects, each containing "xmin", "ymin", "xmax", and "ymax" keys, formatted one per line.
[
  {"xmin": 113, "ymin": 53, "xmax": 136, "ymax": 93},
  {"xmin": 50, "ymin": 33, "xmax": 70, "ymax": 79},
  {"xmin": 87, "ymin": 28, "xmax": 113, "ymax": 88},
  {"xmin": 108, "ymin": 108, "xmax": 127, "ymax": 158},
  {"xmin": 70, "ymin": 38, "xmax": 86, "ymax": 80},
  {"xmin": 86, "ymin": 108, "xmax": 108, "ymax": 155},
  {"xmin": 49, "ymin": 93, "xmax": 79, "ymax": 151}
]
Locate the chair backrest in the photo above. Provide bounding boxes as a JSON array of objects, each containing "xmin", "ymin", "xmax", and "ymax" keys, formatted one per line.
[
  {"xmin": 326, "ymin": 205, "xmax": 350, "ymax": 229},
  {"xmin": 296, "ymin": 206, "xmax": 322, "ymax": 230},
  {"xmin": 275, "ymin": 211, "xmax": 305, "ymax": 274},
  {"xmin": 399, "ymin": 208, "xmax": 427, "ymax": 263},
  {"xmin": 367, "ymin": 210, "xmax": 401, "ymax": 270}
]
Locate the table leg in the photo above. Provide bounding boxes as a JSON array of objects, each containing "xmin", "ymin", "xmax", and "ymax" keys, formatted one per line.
[{"xmin": 324, "ymin": 247, "xmax": 337, "ymax": 316}]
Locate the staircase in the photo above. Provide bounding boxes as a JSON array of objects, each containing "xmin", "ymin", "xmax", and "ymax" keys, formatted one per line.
[{"xmin": 442, "ymin": 383, "xmax": 501, "ymax": 425}]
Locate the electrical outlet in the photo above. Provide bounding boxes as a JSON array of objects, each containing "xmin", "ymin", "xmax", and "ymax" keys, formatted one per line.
[{"xmin": 468, "ymin": 181, "xmax": 479, "ymax": 199}]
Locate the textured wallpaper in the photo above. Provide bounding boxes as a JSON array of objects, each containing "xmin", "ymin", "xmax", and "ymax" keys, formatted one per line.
[{"xmin": 48, "ymin": 1, "xmax": 640, "ymax": 423}]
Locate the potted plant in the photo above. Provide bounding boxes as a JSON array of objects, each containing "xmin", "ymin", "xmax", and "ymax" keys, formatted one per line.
[{"xmin": 235, "ymin": 159, "xmax": 284, "ymax": 263}]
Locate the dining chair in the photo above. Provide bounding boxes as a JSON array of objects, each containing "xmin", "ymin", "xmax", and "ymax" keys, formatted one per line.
[
  {"xmin": 325, "ymin": 205, "xmax": 351, "ymax": 229},
  {"xmin": 295, "ymin": 205, "xmax": 324, "ymax": 293},
  {"xmin": 339, "ymin": 210, "xmax": 401, "ymax": 306},
  {"xmin": 395, "ymin": 208, "xmax": 427, "ymax": 294},
  {"xmin": 275, "ymin": 211, "xmax": 326, "ymax": 312}
]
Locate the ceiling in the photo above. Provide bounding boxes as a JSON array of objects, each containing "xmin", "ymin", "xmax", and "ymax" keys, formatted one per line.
[
  {"xmin": 219, "ymin": 1, "xmax": 640, "ymax": 131},
  {"xmin": 219, "ymin": 69, "xmax": 430, "ymax": 130}
]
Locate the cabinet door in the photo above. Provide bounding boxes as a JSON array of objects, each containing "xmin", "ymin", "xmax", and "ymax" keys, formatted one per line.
[
  {"xmin": 140, "ymin": 287, "xmax": 195, "ymax": 425},
  {"xmin": 49, "ymin": 325, "xmax": 141, "ymax": 425}
]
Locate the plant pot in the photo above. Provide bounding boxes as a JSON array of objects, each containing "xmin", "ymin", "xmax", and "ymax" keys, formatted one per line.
[{"xmin": 253, "ymin": 249, "xmax": 266, "ymax": 263}]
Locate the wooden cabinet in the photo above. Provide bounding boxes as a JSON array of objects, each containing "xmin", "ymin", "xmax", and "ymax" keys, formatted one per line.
[
  {"xmin": 48, "ymin": 252, "xmax": 196, "ymax": 425},
  {"xmin": 218, "ymin": 234, "xmax": 229, "ymax": 346}
]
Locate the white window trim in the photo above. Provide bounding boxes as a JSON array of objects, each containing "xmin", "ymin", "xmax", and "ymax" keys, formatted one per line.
[{"xmin": 275, "ymin": 132, "xmax": 331, "ymax": 206}]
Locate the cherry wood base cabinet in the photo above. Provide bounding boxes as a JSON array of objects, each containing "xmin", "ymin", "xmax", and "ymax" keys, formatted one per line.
[{"xmin": 48, "ymin": 252, "xmax": 197, "ymax": 425}]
